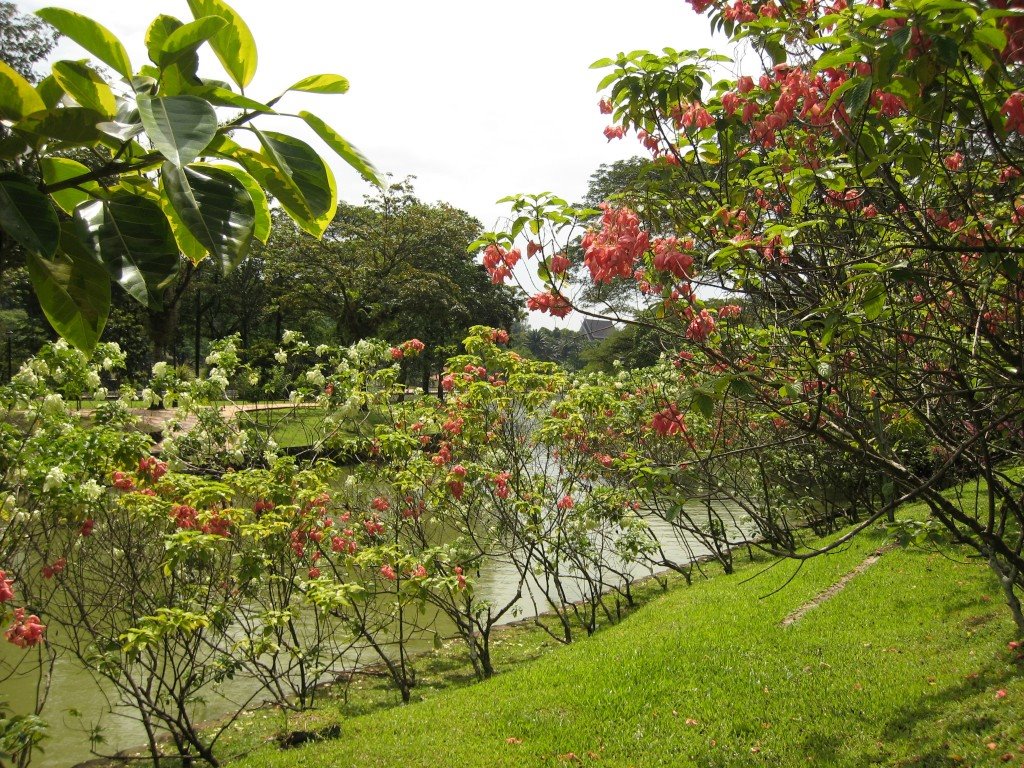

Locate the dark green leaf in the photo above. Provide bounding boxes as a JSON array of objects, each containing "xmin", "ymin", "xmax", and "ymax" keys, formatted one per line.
[
  {"xmin": 254, "ymin": 129, "xmax": 334, "ymax": 235},
  {"xmin": 137, "ymin": 95, "xmax": 217, "ymax": 166},
  {"xmin": 26, "ymin": 223, "xmax": 110, "ymax": 353},
  {"xmin": 692, "ymin": 391, "xmax": 714, "ymax": 419},
  {"xmin": 35, "ymin": 8, "xmax": 133, "ymax": 79},
  {"xmin": 15, "ymin": 107, "xmax": 105, "ymax": 146},
  {"xmin": 0, "ymin": 175, "xmax": 59, "ymax": 257},
  {"xmin": 162, "ymin": 162, "xmax": 255, "ymax": 274},
  {"xmin": 73, "ymin": 193, "xmax": 180, "ymax": 308}
]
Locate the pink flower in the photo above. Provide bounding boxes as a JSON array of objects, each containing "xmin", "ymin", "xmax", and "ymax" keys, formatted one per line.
[
  {"xmin": 526, "ymin": 291, "xmax": 573, "ymax": 318},
  {"xmin": 454, "ymin": 565, "xmax": 466, "ymax": 590},
  {"xmin": 412, "ymin": 564, "xmax": 428, "ymax": 579},
  {"xmin": 442, "ymin": 374, "xmax": 455, "ymax": 391},
  {"xmin": 390, "ymin": 347, "xmax": 404, "ymax": 360},
  {"xmin": 996, "ymin": 689, "xmax": 1008, "ymax": 699},
  {"xmin": 5, "ymin": 608, "xmax": 45, "ymax": 649},
  {"xmin": 0, "ymin": 570, "xmax": 14, "ymax": 603},
  {"xmin": 650, "ymin": 404, "xmax": 687, "ymax": 437},
  {"xmin": 307, "ymin": 567, "xmax": 321, "ymax": 579},
  {"xmin": 598, "ymin": 98, "xmax": 613, "ymax": 115},
  {"xmin": 944, "ymin": 152, "xmax": 963, "ymax": 171},
  {"xmin": 652, "ymin": 237, "xmax": 694, "ymax": 279},
  {"xmin": 371, "ymin": 496, "xmax": 390, "ymax": 512},
  {"xmin": 380, "ymin": 564, "xmax": 396, "ymax": 581},
  {"xmin": 686, "ymin": 309, "xmax": 717, "ymax": 342},
  {"xmin": 448, "ymin": 480, "xmax": 465, "ymax": 500},
  {"xmin": 1002, "ymin": 92, "xmax": 1024, "ymax": 133},
  {"xmin": 582, "ymin": 204, "xmax": 649, "ymax": 284},
  {"xmin": 549, "ymin": 253, "xmax": 571, "ymax": 274},
  {"xmin": 80, "ymin": 518, "xmax": 95, "ymax": 537},
  {"xmin": 557, "ymin": 495, "xmax": 574, "ymax": 510}
]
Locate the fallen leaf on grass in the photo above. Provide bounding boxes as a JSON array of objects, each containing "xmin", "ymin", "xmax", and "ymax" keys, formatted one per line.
[
  {"xmin": 506, "ymin": 737, "xmax": 523, "ymax": 745},
  {"xmin": 685, "ymin": 718, "xmax": 699, "ymax": 726},
  {"xmin": 558, "ymin": 752, "xmax": 580, "ymax": 762}
]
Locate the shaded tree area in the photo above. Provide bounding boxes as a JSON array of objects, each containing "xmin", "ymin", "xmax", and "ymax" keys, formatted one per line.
[{"xmin": 510, "ymin": 323, "xmax": 592, "ymax": 371}]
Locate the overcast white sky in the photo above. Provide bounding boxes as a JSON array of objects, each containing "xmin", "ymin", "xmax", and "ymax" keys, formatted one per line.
[{"xmin": 16, "ymin": 0, "xmax": 722, "ymax": 326}]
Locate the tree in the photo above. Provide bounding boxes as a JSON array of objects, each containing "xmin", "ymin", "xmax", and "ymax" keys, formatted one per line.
[
  {"xmin": 484, "ymin": 0, "xmax": 1024, "ymax": 631},
  {"xmin": 266, "ymin": 181, "xmax": 523, "ymax": 390},
  {"xmin": 0, "ymin": 1, "xmax": 379, "ymax": 356},
  {"xmin": 0, "ymin": 2, "xmax": 59, "ymax": 84}
]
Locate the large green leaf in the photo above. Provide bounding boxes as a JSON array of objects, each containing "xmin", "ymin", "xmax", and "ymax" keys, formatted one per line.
[
  {"xmin": 162, "ymin": 162, "xmax": 255, "ymax": 274},
  {"xmin": 51, "ymin": 60, "xmax": 117, "ymax": 117},
  {"xmin": 35, "ymin": 8, "xmax": 133, "ymax": 79},
  {"xmin": 36, "ymin": 75, "xmax": 64, "ymax": 109},
  {"xmin": 160, "ymin": 16, "xmax": 228, "ymax": 67},
  {"xmin": 41, "ymin": 157, "xmax": 101, "ymax": 215},
  {"xmin": 27, "ymin": 223, "xmax": 110, "ymax": 353},
  {"xmin": 15, "ymin": 107, "xmax": 105, "ymax": 146},
  {"xmin": 183, "ymin": 84, "xmax": 273, "ymax": 112},
  {"xmin": 137, "ymin": 95, "xmax": 217, "ymax": 166},
  {"xmin": 0, "ymin": 174, "xmax": 59, "ymax": 257},
  {"xmin": 73, "ymin": 193, "xmax": 181, "ymax": 308},
  {"xmin": 0, "ymin": 60, "xmax": 45, "ymax": 121},
  {"xmin": 185, "ymin": 0, "xmax": 257, "ymax": 89},
  {"xmin": 205, "ymin": 163, "xmax": 270, "ymax": 242},
  {"xmin": 254, "ymin": 129, "xmax": 333, "ymax": 236},
  {"xmin": 299, "ymin": 111, "xmax": 382, "ymax": 186}
]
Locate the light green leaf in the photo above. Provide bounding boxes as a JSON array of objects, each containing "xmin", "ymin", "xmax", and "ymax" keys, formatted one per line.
[
  {"xmin": 51, "ymin": 60, "xmax": 116, "ymax": 117},
  {"xmin": 283, "ymin": 73, "xmax": 349, "ymax": 95},
  {"xmin": 26, "ymin": 223, "xmax": 110, "ymax": 353},
  {"xmin": 36, "ymin": 74, "xmax": 63, "ymax": 109},
  {"xmin": 35, "ymin": 8, "xmax": 132, "ymax": 79},
  {"xmin": 41, "ymin": 157, "xmax": 101, "ymax": 215},
  {"xmin": 185, "ymin": 0, "xmax": 258, "ymax": 89},
  {"xmin": 158, "ymin": 187, "xmax": 208, "ymax": 264},
  {"xmin": 299, "ymin": 111, "xmax": 381, "ymax": 186},
  {"xmin": 162, "ymin": 162, "xmax": 256, "ymax": 273},
  {"xmin": 184, "ymin": 84, "xmax": 273, "ymax": 112},
  {"xmin": 137, "ymin": 95, "xmax": 217, "ymax": 166},
  {"xmin": 160, "ymin": 16, "xmax": 228, "ymax": 66},
  {"xmin": 146, "ymin": 15, "xmax": 184, "ymax": 63},
  {"xmin": 73, "ymin": 193, "xmax": 181, "ymax": 308},
  {"xmin": 862, "ymin": 283, "xmax": 886, "ymax": 320},
  {"xmin": 0, "ymin": 174, "xmax": 60, "ymax": 257},
  {"xmin": 0, "ymin": 59, "xmax": 46, "ymax": 121}
]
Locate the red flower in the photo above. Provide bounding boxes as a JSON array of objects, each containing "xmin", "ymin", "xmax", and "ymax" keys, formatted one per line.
[
  {"xmin": 650, "ymin": 404, "xmax": 687, "ymax": 437},
  {"xmin": 582, "ymin": 205, "xmax": 649, "ymax": 284},
  {"xmin": 380, "ymin": 564, "xmax": 396, "ymax": 581},
  {"xmin": 526, "ymin": 291, "xmax": 573, "ymax": 318}
]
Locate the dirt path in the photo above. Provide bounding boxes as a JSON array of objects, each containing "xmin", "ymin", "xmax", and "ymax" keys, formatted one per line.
[{"xmin": 780, "ymin": 544, "xmax": 896, "ymax": 627}]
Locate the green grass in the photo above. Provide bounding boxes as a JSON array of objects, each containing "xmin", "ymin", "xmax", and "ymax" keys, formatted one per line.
[{"xmin": 217, "ymin": 504, "xmax": 1022, "ymax": 768}]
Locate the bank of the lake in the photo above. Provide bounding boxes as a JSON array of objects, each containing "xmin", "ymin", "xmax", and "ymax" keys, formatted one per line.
[{"xmin": 213, "ymin": 502, "xmax": 1023, "ymax": 768}]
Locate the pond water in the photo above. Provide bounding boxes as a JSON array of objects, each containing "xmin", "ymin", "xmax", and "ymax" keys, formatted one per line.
[{"xmin": 1, "ymin": 502, "xmax": 749, "ymax": 768}]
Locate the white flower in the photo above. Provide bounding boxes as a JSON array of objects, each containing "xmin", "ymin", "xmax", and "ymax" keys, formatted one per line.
[
  {"xmin": 315, "ymin": 344, "xmax": 330, "ymax": 356},
  {"xmin": 43, "ymin": 466, "xmax": 66, "ymax": 493},
  {"xmin": 140, "ymin": 388, "xmax": 157, "ymax": 408},
  {"xmin": 288, "ymin": 390, "xmax": 303, "ymax": 404},
  {"xmin": 248, "ymin": 372, "xmax": 260, "ymax": 386},
  {"xmin": 54, "ymin": 339, "xmax": 69, "ymax": 350},
  {"xmin": 208, "ymin": 368, "xmax": 229, "ymax": 389},
  {"xmin": 85, "ymin": 371, "xmax": 101, "ymax": 389},
  {"xmin": 152, "ymin": 361, "xmax": 169, "ymax": 378},
  {"xmin": 82, "ymin": 479, "xmax": 103, "ymax": 501},
  {"xmin": 93, "ymin": 387, "xmax": 108, "ymax": 401},
  {"xmin": 101, "ymin": 357, "xmax": 114, "ymax": 371},
  {"xmin": 306, "ymin": 369, "xmax": 326, "ymax": 387},
  {"xmin": 274, "ymin": 350, "xmax": 288, "ymax": 364},
  {"xmin": 42, "ymin": 393, "xmax": 65, "ymax": 415},
  {"xmin": 282, "ymin": 330, "xmax": 299, "ymax": 344},
  {"xmin": 51, "ymin": 367, "xmax": 66, "ymax": 383},
  {"xmin": 345, "ymin": 474, "xmax": 357, "ymax": 488},
  {"xmin": 205, "ymin": 351, "xmax": 221, "ymax": 366}
]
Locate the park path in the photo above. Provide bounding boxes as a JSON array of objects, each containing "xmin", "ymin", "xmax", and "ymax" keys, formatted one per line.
[{"xmin": 779, "ymin": 544, "xmax": 896, "ymax": 627}]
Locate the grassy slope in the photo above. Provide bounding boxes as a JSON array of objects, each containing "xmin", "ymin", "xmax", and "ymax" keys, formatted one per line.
[{"xmin": 233, "ymin": 509, "xmax": 1023, "ymax": 768}]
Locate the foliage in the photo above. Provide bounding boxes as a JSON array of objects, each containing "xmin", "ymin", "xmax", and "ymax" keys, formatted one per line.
[
  {"xmin": 482, "ymin": 0, "xmax": 1024, "ymax": 633},
  {"xmin": 0, "ymin": 1, "xmax": 378, "ymax": 355}
]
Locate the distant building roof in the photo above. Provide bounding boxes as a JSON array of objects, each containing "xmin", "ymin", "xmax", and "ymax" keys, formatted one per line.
[{"xmin": 580, "ymin": 318, "xmax": 616, "ymax": 341}]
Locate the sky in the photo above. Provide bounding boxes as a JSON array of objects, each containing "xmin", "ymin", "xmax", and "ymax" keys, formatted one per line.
[{"xmin": 15, "ymin": 0, "xmax": 721, "ymax": 326}]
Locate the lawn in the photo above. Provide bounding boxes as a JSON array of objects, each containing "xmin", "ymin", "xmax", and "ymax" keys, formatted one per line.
[{"xmin": 209, "ymin": 496, "xmax": 1022, "ymax": 768}]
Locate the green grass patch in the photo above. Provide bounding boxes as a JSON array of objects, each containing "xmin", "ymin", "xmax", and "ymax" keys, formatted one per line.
[{"xmin": 216, "ymin": 508, "xmax": 1022, "ymax": 768}]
